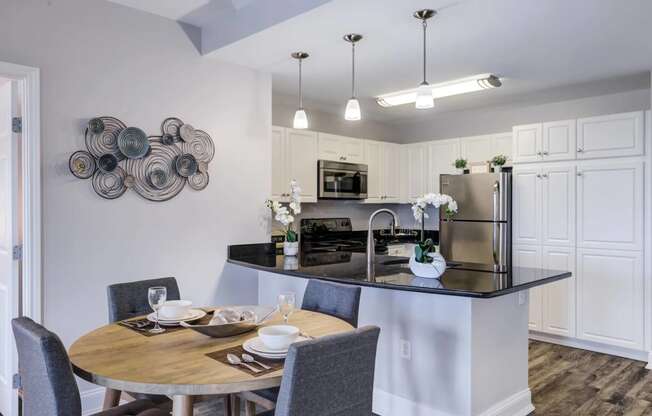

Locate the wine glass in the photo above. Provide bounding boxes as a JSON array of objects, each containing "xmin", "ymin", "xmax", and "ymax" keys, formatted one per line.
[
  {"xmin": 278, "ymin": 292, "xmax": 296, "ymax": 324},
  {"xmin": 148, "ymin": 286, "xmax": 167, "ymax": 334}
]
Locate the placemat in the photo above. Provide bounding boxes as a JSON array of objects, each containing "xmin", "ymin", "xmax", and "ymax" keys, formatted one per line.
[
  {"xmin": 206, "ymin": 345, "xmax": 284, "ymax": 377},
  {"xmin": 119, "ymin": 309, "xmax": 215, "ymax": 337}
]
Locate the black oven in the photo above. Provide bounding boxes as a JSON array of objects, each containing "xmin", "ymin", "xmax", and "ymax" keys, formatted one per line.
[{"xmin": 318, "ymin": 160, "xmax": 368, "ymax": 200}]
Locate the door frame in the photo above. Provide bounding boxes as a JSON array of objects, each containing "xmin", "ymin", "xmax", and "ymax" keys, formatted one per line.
[{"xmin": 0, "ymin": 61, "xmax": 42, "ymax": 323}]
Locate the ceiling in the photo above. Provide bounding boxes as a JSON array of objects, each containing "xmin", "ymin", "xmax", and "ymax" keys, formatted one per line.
[{"xmin": 108, "ymin": 0, "xmax": 652, "ymax": 122}]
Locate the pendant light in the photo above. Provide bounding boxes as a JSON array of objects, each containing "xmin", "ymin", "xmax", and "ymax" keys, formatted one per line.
[
  {"xmin": 343, "ymin": 34, "xmax": 363, "ymax": 121},
  {"xmin": 291, "ymin": 52, "xmax": 309, "ymax": 129},
  {"xmin": 414, "ymin": 9, "xmax": 436, "ymax": 110}
]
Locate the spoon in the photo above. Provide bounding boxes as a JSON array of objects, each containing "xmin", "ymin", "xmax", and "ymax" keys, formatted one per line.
[
  {"xmin": 242, "ymin": 353, "xmax": 272, "ymax": 370},
  {"xmin": 227, "ymin": 353, "xmax": 261, "ymax": 373}
]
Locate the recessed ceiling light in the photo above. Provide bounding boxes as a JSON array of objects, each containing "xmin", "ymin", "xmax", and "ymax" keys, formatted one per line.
[{"xmin": 375, "ymin": 74, "xmax": 502, "ymax": 108}]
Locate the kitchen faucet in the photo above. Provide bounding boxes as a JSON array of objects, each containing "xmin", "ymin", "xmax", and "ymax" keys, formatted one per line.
[{"xmin": 367, "ymin": 208, "xmax": 400, "ymax": 270}]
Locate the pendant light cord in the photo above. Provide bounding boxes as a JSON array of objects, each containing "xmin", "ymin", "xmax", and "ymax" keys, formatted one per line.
[
  {"xmin": 298, "ymin": 58, "xmax": 303, "ymax": 108},
  {"xmin": 351, "ymin": 42, "xmax": 356, "ymax": 98},
  {"xmin": 422, "ymin": 19, "xmax": 428, "ymax": 84}
]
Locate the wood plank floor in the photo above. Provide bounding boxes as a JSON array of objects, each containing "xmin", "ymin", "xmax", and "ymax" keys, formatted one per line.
[
  {"xmin": 193, "ymin": 340, "xmax": 652, "ymax": 415},
  {"xmin": 530, "ymin": 340, "xmax": 652, "ymax": 415}
]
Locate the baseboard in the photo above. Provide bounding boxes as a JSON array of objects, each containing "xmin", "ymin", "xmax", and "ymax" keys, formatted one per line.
[
  {"xmin": 373, "ymin": 388, "xmax": 533, "ymax": 416},
  {"xmin": 478, "ymin": 389, "xmax": 534, "ymax": 416},
  {"xmin": 81, "ymin": 387, "xmax": 106, "ymax": 416},
  {"xmin": 646, "ymin": 352, "xmax": 652, "ymax": 370},
  {"xmin": 529, "ymin": 331, "xmax": 648, "ymax": 362}
]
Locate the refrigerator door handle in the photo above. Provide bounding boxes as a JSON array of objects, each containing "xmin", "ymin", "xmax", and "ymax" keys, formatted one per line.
[
  {"xmin": 492, "ymin": 181, "xmax": 501, "ymax": 270},
  {"xmin": 492, "ymin": 181, "xmax": 500, "ymax": 222}
]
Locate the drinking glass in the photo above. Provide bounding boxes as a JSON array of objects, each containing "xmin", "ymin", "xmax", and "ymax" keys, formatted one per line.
[
  {"xmin": 148, "ymin": 286, "xmax": 167, "ymax": 334},
  {"xmin": 278, "ymin": 292, "xmax": 296, "ymax": 324}
]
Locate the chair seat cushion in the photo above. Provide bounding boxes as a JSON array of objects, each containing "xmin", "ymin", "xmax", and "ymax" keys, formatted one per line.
[{"xmin": 93, "ymin": 399, "xmax": 170, "ymax": 416}]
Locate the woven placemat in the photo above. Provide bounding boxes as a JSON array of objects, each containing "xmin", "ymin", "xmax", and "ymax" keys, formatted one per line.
[
  {"xmin": 206, "ymin": 345, "xmax": 284, "ymax": 377},
  {"xmin": 118, "ymin": 309, "xmax": 214, "ymax": 337}
]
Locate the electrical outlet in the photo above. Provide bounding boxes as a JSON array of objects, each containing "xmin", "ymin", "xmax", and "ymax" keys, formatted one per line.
[{"xmin": 399, "ymin": 339, "xmax": 411, "ymax": 360}]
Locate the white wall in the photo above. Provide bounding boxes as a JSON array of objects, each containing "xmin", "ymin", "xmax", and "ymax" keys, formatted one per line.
[{"xmin": 0, "ymin": 0, "xmax": 271, "ymax": 409}]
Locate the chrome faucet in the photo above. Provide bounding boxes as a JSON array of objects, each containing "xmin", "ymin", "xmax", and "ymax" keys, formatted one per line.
[{"xmin": 367, "ymin": 209, "xmax": 400, "ymax": 269}]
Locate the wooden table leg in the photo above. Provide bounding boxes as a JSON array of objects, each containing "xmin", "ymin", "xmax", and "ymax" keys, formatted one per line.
[
  {"xmin": 245, "ymin": 400, "xmax": 256, "ymax": 416},
  {"xmin": 172, "ymin": 395, "xmax": 194, "ymax": 416},
  {"xmin": 102, "ymin": 388, "xmax": 121, "ymax": 410},
  {"xmin": 227, "ymin": 394, "xmax": 237, "ymax": 416}
]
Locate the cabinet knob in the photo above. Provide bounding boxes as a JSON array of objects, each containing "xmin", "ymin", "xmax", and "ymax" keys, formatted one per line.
[
  {"xmin": 536, "ymin": 174, "xmax": 541, "ymax": 179},
  {"xmin": 542, "ymin": 174, "xmax": 548, "ymax": 178},
  {"xmin": 537, "ymin": 151, "xmax": 543, "ymax": 156},
  {"xmin": 577, "ymin": 172, "xmax": 583, "ymax": 177},
  {"xmin": 543, "ymin": 151, "xmax": 549, "ymax": 156},
  {"xmin": 577, "ymin": 148, "xmax": 583, "ymax": 153}
]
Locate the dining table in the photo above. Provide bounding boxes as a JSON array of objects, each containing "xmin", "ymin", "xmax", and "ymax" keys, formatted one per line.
[{"xmin": 69, "ymin": 308, "xmax": 354, "ymax": 416}]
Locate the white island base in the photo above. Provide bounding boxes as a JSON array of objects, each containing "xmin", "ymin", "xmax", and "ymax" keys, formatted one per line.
[{"xmin": 259, "ymin": 271, "xmax": 534, "ymax": 416}]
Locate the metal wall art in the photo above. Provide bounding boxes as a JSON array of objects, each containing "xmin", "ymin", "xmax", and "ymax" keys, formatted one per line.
[{"xmin": 69, "ymin": 116, "xmax": 214, "ymax": 201}]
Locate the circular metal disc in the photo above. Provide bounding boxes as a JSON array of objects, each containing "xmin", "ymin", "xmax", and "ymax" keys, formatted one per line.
[
  {"xmin": 413, "ymin": 9, "xmax": 436, "ymax": 20},
  {"xmin": 343, "ymin": 34, "xmax": 363, "ymax": 43},
  {"xmin": 291, "ymin": 52, "xmax": 309, "ymax": 60}
]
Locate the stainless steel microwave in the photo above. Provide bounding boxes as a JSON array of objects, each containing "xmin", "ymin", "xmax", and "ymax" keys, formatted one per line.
[{"xmin": 318, "ymin": 160, "xmax": 368, "ymax": 200}]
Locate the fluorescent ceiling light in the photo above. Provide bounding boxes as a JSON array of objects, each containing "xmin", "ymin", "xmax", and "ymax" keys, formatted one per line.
[{"xmin": 376, "ymin": 74, "xmax": 502, "ymax": 108}]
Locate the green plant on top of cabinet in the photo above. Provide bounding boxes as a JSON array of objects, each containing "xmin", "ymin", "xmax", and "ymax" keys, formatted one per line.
[
  {"xmin": 271, "ymin": 126, "xmax": 318, "ymax": 203},
  {"xmin": 317, "ymin": 133, "xmax": 365, "ymax": 163},
  {"xmin": 364, "ymin": 140, "xmax": 400, "ymax": 203}
]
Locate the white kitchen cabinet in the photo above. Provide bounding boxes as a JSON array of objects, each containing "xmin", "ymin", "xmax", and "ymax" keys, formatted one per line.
[
  {"xmin": 406, "ymin": 143, "xmax": 428, "ymax": 202},
  {"xmin": 427, "ymin": 138, "xmax": 460, "ymax": 193},
  {"xmin": 271, "ymin": 127, "xmax": 318, "ymax": 203},
  {"xmin": 577, "ymin": 248, "xmax": 643, "ymax": 349},
  {"xmin": 490, "ymin": 132, "xmax": 513, "ymax": 161},
  {"xmin": 576, "ymin": 111, "xmax": 644, "ymax": 159},
  {"xmin": 514, "ymin": 245, "xmax": 543, "ymax": 331},
  {"xmin": 541, "ymin": 165, "xmax": 576, "ymax": 247},
  {"xmin": 460, "ymin": 135, "xmax": 492, "ymax": 165},
  {"xmin": 576, "ymin": 161, "xmax": 643, "ymax": 251},
  {"xmin": 513, "ymin": 167, "xmax": 542, "ymax": 246},
  {"xmin": 318, "ymin": 133, "xmax": 365, "ymax": 163},
  {"xmin": 541, "ymin": 246, "xmax": 576, "ymax": 337},
  {"xmin": 364, "ymin": 141, "xmax": 400, "ymax": 203},
  {"xmin": 513, "ymin": 123, "xmax": 543, "ymax": 163},
  {"xmin": 542, "ymin": 120, "xmax": 576, "ymax": 162}
]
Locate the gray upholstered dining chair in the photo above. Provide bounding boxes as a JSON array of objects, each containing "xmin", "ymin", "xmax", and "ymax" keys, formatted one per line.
[
  {"xmin": 11, "ymin": 317, "xmax": 170, "ymax": 416},
  {"xmin": 107, "ymin": 277, "xmax": 181, "ymax": 323},
  {"xmin": 257, "ymin": 326, "xmax": 381, "ymax": 416},
  {"xmin": 239, "ymin": 280, "xmax": 363, "ymax": 414}
]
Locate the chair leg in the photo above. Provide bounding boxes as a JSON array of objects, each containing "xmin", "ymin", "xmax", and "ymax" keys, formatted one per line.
[
  {"xmin": 231, "ymin": 394, "xmax": 240, "ymax": 416},
  {"xmin": 245, "ymin": 400, "xmax": 256, "ymax": 416},
  {"xmin": 102, "ymin": 388, "xmax": 121, "ymax": 410},
  {"xmin": 223, "ymin": 394, "xmax": 235, "ymax": 416}
]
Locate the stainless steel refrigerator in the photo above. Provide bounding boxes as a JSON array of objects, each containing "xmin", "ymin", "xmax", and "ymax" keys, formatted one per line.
[{"xmin": 439, "ymin": 172, "xmax": 511, "ymax": 272}]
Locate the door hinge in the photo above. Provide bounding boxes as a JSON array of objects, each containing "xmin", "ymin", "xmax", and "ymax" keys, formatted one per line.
[
  {"xmin": 12, "ymin": 373, "xmax": 21, "ymax": 389},
  {"xmin": 12, "ymin": 117, "xmax": 22, "ymax": 133},
  {"xmin": 12, "ymin": 245, "xmax": 23, "ymax": 261}
]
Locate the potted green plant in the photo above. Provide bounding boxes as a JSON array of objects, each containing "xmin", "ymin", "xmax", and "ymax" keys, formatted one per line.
[
  {"xmin": 265, "ymin": 180, "xmax": 301, "ymax": 256},
  {"xmin": 453, "ymin": 158, "xmax": 468, "ymax": 173},
  {"xmin": 491, "ymin": 154, "xmax": 508, "ymax": 172}
]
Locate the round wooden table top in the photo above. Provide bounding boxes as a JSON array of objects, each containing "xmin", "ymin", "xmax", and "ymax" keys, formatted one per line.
[{"xmin": 69, "ymin": 308, "xmax": 353, "ymax": 396}]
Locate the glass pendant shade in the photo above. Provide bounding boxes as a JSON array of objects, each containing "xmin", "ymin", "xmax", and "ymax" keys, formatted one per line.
[
  {"xmin": 344, "ymin": 98, "xmax": 361, "ymax": 121},
  {"xmin": 415, "ymin": 83, "xmax": 434, "ymax": 109},
  {"xmin": 293, "ymin": 108, "xmax": 309, "ymax": 129}
]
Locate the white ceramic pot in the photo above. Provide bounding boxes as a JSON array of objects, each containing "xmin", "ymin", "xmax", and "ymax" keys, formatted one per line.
[
  {"xmin": 409, "ymin": 252, "xmax": 447, "ymax": 279},
  {"xmin": 283, "ymin": 241, "xmax": 299, "ymax": 256}
]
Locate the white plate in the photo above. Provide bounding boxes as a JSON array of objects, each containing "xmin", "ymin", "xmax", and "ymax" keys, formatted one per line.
[
  {"xmin": 147, "ymin": 309, "xmax": 206, "ymax": 326},
  {"xmin": 242, "ymin": 336, "xmax": 309, "ymax": 359}
]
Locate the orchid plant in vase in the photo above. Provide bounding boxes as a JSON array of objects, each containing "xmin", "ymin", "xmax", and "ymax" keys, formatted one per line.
[
  {"xmin": 409, "ymin": 193, "xmax": 458, "ymax": 278},
  {"xmin": 265, "ymin": 180, "xmax": 302, "ymax": 256}
]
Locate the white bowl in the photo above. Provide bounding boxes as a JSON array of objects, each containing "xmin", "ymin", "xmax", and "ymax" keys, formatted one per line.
[
  {"xmin": 159, "ymin": 300, "xmax": 193, "ymax": 320},
  {"xmin": 258, "ymin": 325, "xmax": 300, "ymax": 351}
]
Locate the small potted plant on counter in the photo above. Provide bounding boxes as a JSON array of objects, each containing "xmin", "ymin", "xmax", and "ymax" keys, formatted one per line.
[
  {"xmin": 409, "ymin": 193, "xmax": 458, "ymax": 278},
  {"xmin": 491, "ymin": 154, "xmax": 508, "ymax": 172},
  {"xmin": 453, "ymin": 158, "xmax": 468, "ymax": 174},
  {"xmin": 265, "ymin": 180, "xmax": 302, "ymax": 256}
]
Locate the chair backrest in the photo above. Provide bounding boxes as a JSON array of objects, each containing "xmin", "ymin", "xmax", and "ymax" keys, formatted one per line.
[
  {"xmin": 107, "ymin": 277, "xmax": 181, "ymax": 322},
  {"xmin": 275, "ymin": 326, "xmax": 380, "ymax": 416},
  {"xmin": 11, "ymin": 317, "xmax": 82, "ymax": 416},
  {"xmin": 301, "ymin": 280, "xmax": 361, "ymax": 327}
]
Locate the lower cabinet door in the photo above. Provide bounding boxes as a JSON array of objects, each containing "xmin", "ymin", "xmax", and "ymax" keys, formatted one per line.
[
  {"xmin": 541, "ymin": 246, "xmax": 576, "ymax": 337},
  {"xmin": 577, "ymin": 248, "xmax": 643, "ymax": 349},
  {"xmin": 514, "ymin": 245, "xmax": 542, "ymax": 330}
]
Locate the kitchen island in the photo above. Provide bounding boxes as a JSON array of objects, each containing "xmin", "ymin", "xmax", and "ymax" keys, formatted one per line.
[{"xmin": 228, "ymin": 243, "xmax": 572, "ymax": 416}]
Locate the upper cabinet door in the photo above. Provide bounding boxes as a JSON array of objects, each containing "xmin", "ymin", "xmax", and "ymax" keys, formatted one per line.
[
  {"xmin": 364, "ymin": 140, "xmax": 383, "ymax": 203},
  {"xmin": 427, "ymin": 139, "xmax": 460, "ymax": 193},
  {"xmin": 541, "ymin": 165, "xmax": 576, "ymax": 246},
  {"xmin": 576, "ymin": 161, "xmax": 643, "ymax": 251},
  {"xmin": 383, "ymin": 142, "xmax": 401, "ymax": 202},
  {"xmin": 271, "ymin": 127, "xmax": 288, "ymax": 201},
  {"xmin": 287, "ymin": 129, "xmax": 318, "ymax": 202},
  {"xmin": 577, "ymin": 111, "xmax": 644, "ymax": 159},
  {"xmin": 513, "ymin": 124, "xmax": 543, "ymax": 163},
  {"xmin": 317, "ymin": 133, "xmax": 344, "ymax": 161},
  {"xmin": 342, "ymin": 137, "xmax": 365, "ymax": 163},
  {"xmin": 513, "ymin": 167, "xmax": 542, "ymax": 245},
  {"xmin": 406, "ymin": 143, "xmax": 427, "ymax": 202},
  {"xmin": 460, "ymin": 135, "xmax": 492, "ymax": 164},
  {"xmin": 491, "ymin": 132, "xmax": 513, "ymax": 162},
  {"xmin": 542, "ymin": 120, "xmax": 576, "ymax": 162}
]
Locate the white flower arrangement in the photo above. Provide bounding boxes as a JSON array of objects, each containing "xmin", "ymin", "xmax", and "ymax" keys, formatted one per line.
[
  {"xmin": 411, "ymin": 193, "xmax": 458, "ymax": 222},
  {"xmin": 265, "ymin": 180, "xmax": 302, "ymax": 242}
]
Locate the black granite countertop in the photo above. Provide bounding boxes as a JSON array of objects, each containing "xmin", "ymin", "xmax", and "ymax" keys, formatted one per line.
[{"xmin": 227, "ymin": 243, "xmax": 572, "ymax": 299}]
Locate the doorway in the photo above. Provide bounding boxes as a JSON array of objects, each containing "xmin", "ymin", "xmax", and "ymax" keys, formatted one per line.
[{"xmin": 0, "ymin": 62, "xmax": 41, "ymax": 416}]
